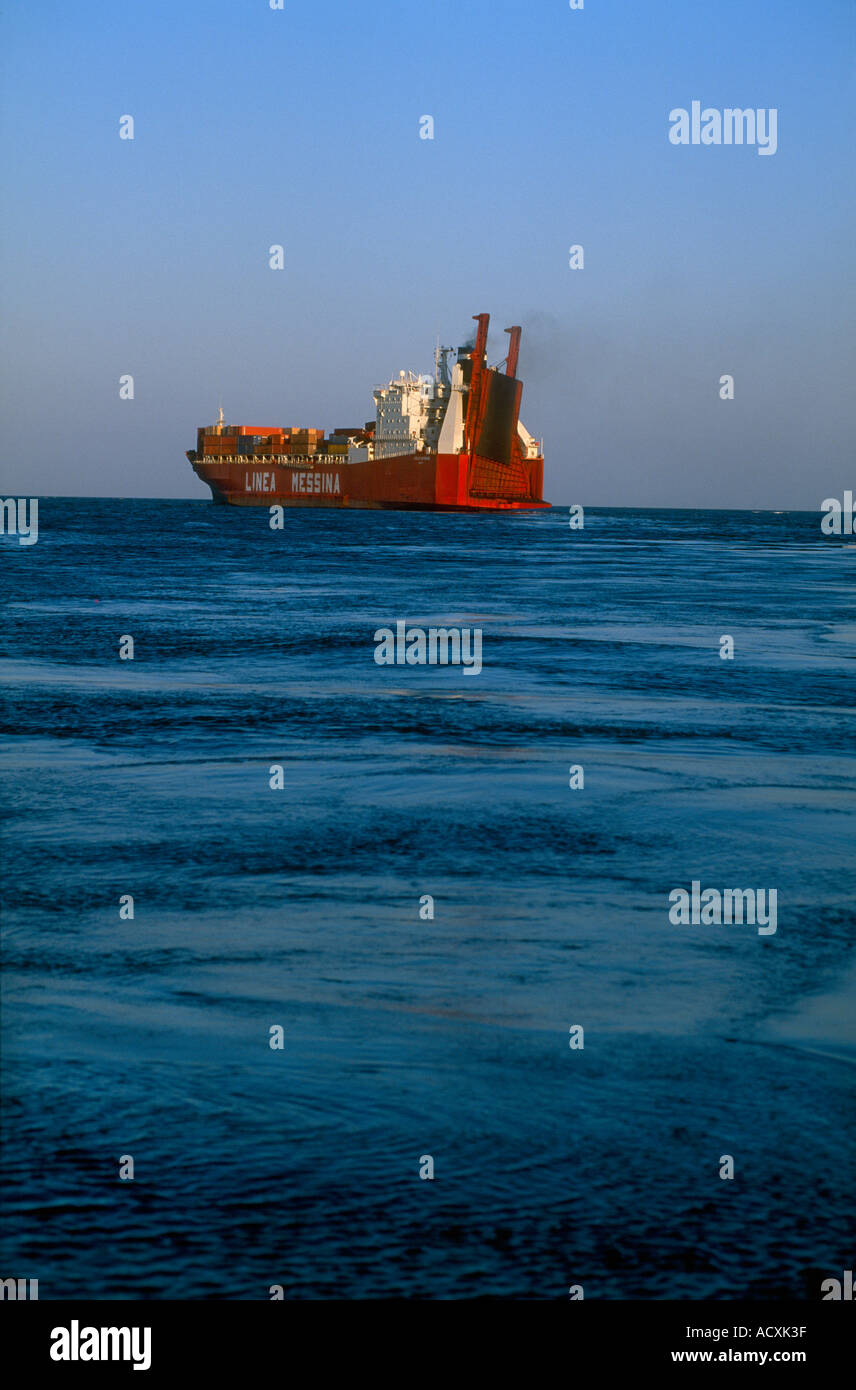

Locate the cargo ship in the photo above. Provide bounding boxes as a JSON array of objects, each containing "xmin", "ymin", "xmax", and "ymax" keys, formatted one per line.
[{"xmin": 188, "ymin": 313, "xmax": 548, "ymax": 511}]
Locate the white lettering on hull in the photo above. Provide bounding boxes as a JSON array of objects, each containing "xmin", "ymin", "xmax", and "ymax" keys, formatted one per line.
[
  {"xmin": 290, "ymin": 472, "xmax": 341, "ymax": 495},
  {"xmin": 244, "ymin": 471, "xmax": 276, "ymax": 493},
  {"xmin": 239, "ymin": 470, "xmax": 342, "ymax": 497}
]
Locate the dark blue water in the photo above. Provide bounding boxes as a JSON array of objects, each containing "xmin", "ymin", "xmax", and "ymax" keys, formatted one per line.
[{"xmin": 1, "ymin": 501, "xmax": 854, "ymax": 1299}]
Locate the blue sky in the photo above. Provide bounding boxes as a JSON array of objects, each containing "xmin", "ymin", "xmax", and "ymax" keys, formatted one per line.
[{"xmin": 1, "ymin": 0, "xmax": 854, "ymax": 505}]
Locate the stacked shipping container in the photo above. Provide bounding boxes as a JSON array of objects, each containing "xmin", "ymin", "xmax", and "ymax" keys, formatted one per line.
[{"xmin": 197, "ymin": 425, "xmax": 328, "ymax": 458}]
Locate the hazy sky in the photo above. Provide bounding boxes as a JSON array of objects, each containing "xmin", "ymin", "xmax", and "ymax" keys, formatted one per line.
[{"xmin": 1, "ymin": 0, "xmax": 853, "ymax": 507}]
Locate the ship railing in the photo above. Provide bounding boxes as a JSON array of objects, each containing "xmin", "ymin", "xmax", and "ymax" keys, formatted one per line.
[
  {"xmin": 206, "ymin": 450, "xmax": 438, "ymax": 465},
  {"xmin": 237, "ymin": 454, "xmax": 349, "ymax": 465}
]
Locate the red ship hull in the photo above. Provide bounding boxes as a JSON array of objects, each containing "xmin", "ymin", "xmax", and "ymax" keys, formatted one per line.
[{"xmin": 190, "ymin": 450, "xmax": 548, "ymax": 511}]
